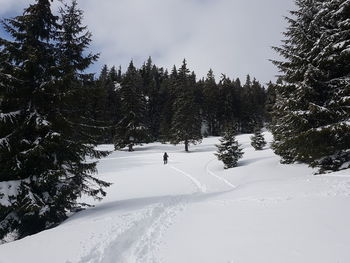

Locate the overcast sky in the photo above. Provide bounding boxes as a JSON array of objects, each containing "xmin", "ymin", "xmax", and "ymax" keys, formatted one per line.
[{"xmin": 0, "ymin": 0, "xmax": 295, "ymax": 84}]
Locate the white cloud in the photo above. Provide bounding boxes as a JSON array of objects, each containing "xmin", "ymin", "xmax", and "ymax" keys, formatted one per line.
[
  {"xmin": 0, "ymin": 0, "xmax": 29, "ymax": 15},
  {"xmin": 80, "ymin": 0, "xmax": 294, "ymax": 83},
  {"xmin": 0, "ymin": 0, "xmax": 294, "ymax": 84}
]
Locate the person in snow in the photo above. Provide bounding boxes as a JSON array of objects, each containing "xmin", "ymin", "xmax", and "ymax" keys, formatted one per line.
[{"xmin": 163, "ymin": 152, "xmax": 169, "ymax": 164}]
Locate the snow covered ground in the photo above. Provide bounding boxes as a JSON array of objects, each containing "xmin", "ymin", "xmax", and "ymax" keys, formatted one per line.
[{"xmin": 1, "ymin": 133, "xmax": 350, "ymax": 263}]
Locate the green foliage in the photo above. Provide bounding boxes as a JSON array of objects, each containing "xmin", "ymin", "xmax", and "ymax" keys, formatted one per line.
[
  {"xmin": 0, "ymin": 0, "xmax": 110, "ymax": 240},
  {"xmin": 89, "ymin": 65, "xmax": 122, "ymax": 144},
  {"xmin": 201, "ymin": 69, "xmax": 220, "ymax": 136},
  {"xmin": 264, "ymin": 80, "xmax": 279, "ymax": 128},
  {"xmin": 114, "ymin": 61, "xmax": 150, "ymax": 151},
  {"xmin": 158, "ymin": 69, "xmax": 174, "ymax": 143},
  {"xmin": 94, "ymin": 59, "xmax": 268, "ymax": 144},
  {"xmin": 215, "ymin": 128, "xmax": 244, "ymax": 169},
  {"xmin": 213, "ymin": 74, "xmax": 266, "ymax": 134},
  {"xmin": 271, "ymin": 0, "xmax": 350, "ymax": 172},
  {"xmin": 169, "ymin": 60, "xmax": 202, "ymax": 151},
  {"xmin": 250, "ymin": 127, "xmax": 267, "ymax": 150},
  {"xmin": 140, "ymin": 57, "xmax": 165, "ymax": 140}
]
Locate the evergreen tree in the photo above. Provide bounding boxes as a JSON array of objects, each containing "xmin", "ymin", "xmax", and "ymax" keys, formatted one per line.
[
  {"xmin": 240, "ymin": 76, "xmax": 266, "ymax": 133},
  {"xmin": 169, "ymin": 60, "xmax": 202, "ymax": 152},
  {"xmin": 0, "ymin": 0, "xmax": 110, "ymax": 240},
  {"xmin": 159, "ymin": 66, "xmax": 175, "ymax": 142},
  {"xmin": 215, "ymin": 128, "xmax": 243, "ymax": 169},
  {"xmin": 91, "ymin": 65, "xmax": 109, "ymax": 126},
  {"xmin": 202, "ymin": 69, "xmax": 220, "ymax": 136},
  {"xmin": 250, "ymin": 127, "xmax": 267, "ymax": 150},
  {"xmin": 105, "ymin": 66, "xmax": 122, "ymax": 142},
  {"xmin": 57, "ymin": 0, "xmax": 108, "ymax": 142},
  {"xmin": 272, "ymin": 0, "xmax": 350, "ymax": 172},
  {"xmin": 265, "ymin": 80, "xmax": 278, "ymax": 126},
  {"xmin": 114, "ymin": 61, "xmax": 149, "ymax": 151},
  {"xmin": 140, "ymin": 57, "xmax": 163, "ymax": 140},
  {"xmin": 92, "ymin": 65, "xmax": 122, "ymax": 143},
  {"xmin": 217, "ymin": 75, "xmax": 236, "ymax": 131},
  {"xmin": 231, "ymin": 77, "xmax": 244, "ymax": 131}
]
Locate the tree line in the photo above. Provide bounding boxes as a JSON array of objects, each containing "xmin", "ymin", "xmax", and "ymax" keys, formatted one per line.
[{"xmin": 89, "ymin": 58, "xmax": 268, "ymax": 151}]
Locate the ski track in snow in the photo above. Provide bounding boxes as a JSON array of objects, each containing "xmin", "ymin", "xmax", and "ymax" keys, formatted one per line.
[
  {"xmin": 170, "ymin": 165, "xmax": 207, "ymax": 193},
  {"xmin": 3, "ymin": 135, "xmax": 350, "ymax": 263},
  {"xmin": 78, "ymin": 197, "xmax": 186, "ymax": 263},
  {"xmin": 99, "ymin": 155, "xmax": 150, "ymax": 161},
  {"xmin": 79, "ymin": 162, "xmax": 212, "ymax": 263},
  {"xmin": 205, "ymin": 158, "xmax": 237, "ymax": 189},
  {"xmin": 78, "ymin": 158, "xmax": 236, "ymax": 262}
]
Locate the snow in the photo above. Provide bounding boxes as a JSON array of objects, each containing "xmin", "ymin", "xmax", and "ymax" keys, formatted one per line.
[
  {"xmin": 0, "ymin": 111, "xmax": 21, "ymax": 122},
  {"xmin": 114, "ymin": 82, "xmax": 122, "ymax": 91},
  {"xmin": 341, "ymin": 47, "xmax": 350, "ymax": 55},
  {"xmin": 0, "ymin": 136, "xmax": 10, "ymax": 148},
  {"xmin": 0, "ymin": 181, "xmax": 22, "ymax": 207},
  {"xmin": 1, "ymin": 133, "xmax": 350, "ymax": 263}
]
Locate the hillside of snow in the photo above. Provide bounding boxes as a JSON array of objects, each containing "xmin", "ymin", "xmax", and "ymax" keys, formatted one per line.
[{"xmin": 0, "ymin": 133, "xmax": 349, "ymax": 263}]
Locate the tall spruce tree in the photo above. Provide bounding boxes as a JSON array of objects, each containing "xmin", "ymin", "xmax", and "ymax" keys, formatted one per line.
[
  {"xmin": 240, "ymin": 76, "xmax": 266, "ymax": 133},
  {"xmin": 215, "ymin": 128, "xmax": 243, "ymax": 169},
  {"xmin": 91, "ymin": 65, "xmax": 122, "ymax": 143},
  {"xmin": 105, "ymin": 66, "xmax": 122, "ymax": 142},
  {"xmin": 90, "ymin": 65, "xmax": 110, "ymax": 127},
  {"xmin": 114, "ymin": 61, "xmax": 150, "ymax": 151},
  {"xmin": 202, "ymin": 69, "xmax": 220, "ymax": 136},
  {"xmin": 265, "ymin": 80, "xmax": 278, "ymax": 126},
  {"xmin": 0, "ymin": 0, "xmax": 110, "ymax": 240},
  {"xmin": 169, "ymin": 60, "xmax": 202, "ymax": 152},
  {"xmin": 57, "ymin": 0, "xmax": 108, "ymax": 142},
  {"xmin": 56, "ymin": 0, "xmax": 111, "ymax": 208},
  {"xmin": 272, "ymin": 0, "xmax": 350, "ymax": 172},
  {"xmin": 140, "ymin": 57, "xmax": 163, "ymax": 140},
  {"xmin": 159, "ymin": 66, "xmax": 175, "ymax": 142},
  {"xmin": 218, "ymin": 75, "xmax": 236, "ymax": 130}
]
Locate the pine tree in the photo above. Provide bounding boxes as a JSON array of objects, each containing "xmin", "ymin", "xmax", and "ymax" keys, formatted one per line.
[
  {"xmin": 91, "ymin": 65, "xmax": 122, "ymax": 143},
  {"xmin": 202, "ymin": 69, "xmax": 220, "ymax": 136},
  {"xmin": 140, "ymin": 57, "xmax": 163, "ymax": 141},
  {"xmin": 231, "ymin": 77, "xmax": 243, "ymax": 132},
  {"xmin": 217, "ymin": 75, "xmax": 236, "ymax": 130},
  {"xmin": 215, "ymin": 128, "xmax": 243, "ymax": 169},
  {"xmin": 93, "ymin": 65, "xmax": 109, "ymax": 117},
  {"xmin": 106, "ymin": 66, "xmax": 122, "ymax": 142},
  {"xmin": 57, "ymin": 0, "xmax": 109, "ymax": 142},
  {"xmin": 272, "ymin": 0, "xmax": 350, "ymax": 172},
  {"xmin": 0, "ymin": 0, "xmax": 110, "ymax": 240},
  {"xmin": 265, "ymin": 80, "xmax": 278, "ymax": 126},
  {"xmin": 114, "ymin": 61, "xmax": 150, "ymax": 151},
  {"xmin": 159, "ymin": 67, "xmax": 175, "ymax": 142},
  {"xmin": 240, "ymin": 76, "xmax": 266, "ymax": 133},
  {"xmin": 169, "ymin": 60, "xmax": 202, "ymax": 152},
  {"xmin": 250, "ymin": 127, "xmax": 267, "ymax": 150}
]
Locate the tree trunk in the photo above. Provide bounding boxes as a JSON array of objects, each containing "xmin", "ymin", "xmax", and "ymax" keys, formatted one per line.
[
  {"xmin": 128, "ymin": 144, "xmax": 133, "ymax": 152},
  {"xmin": 185, "ymin": 139, "xmax": 189, "ymax": 152},
  {"xmin": 209, "ymin": 119, "xmax": 214, "ymax": 136}
]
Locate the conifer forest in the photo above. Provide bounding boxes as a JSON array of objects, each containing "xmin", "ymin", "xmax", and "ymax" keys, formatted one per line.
[{"xmin": 0, "ymin": 0, "xmax": 349, "ymax": 258}]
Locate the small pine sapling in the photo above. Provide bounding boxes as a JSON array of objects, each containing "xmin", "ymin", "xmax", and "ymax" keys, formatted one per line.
[
  {"xmin": 250, "ymin": 127, "xmax": 267, "ymax": 150},
  {"xmin": 215, "ymin": 128, "xmax": 243, "ymax": 169}
]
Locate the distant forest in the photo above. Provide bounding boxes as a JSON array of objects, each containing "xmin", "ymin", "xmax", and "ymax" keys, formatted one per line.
[{"xmin": 89, "ymin": 58, "xmax": 272, "ymax": 148}]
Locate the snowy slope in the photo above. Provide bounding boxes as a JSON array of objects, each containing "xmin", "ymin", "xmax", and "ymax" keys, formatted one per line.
[{"xmin": 0, "ymin": 133, "xmax": 350, "ymax": 263}]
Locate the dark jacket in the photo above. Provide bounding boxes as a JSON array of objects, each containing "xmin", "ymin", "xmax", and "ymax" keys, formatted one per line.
[{"xmin": 163, "ymin": 153, "xmax": 168, "ymax": 160}]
